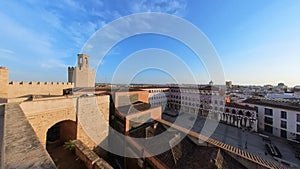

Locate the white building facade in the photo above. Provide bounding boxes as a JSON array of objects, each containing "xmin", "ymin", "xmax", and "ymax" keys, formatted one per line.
[
  {"xmin": 141, "ymin": 85, "xmax": 258, "ymax": 131},
  {"xmin": 222, "ymin": 103, "xmax": 258, "ymax": 132},
  {"xmin": 243, "ymin": 98, "xmax": 300, "ymax": 141}
]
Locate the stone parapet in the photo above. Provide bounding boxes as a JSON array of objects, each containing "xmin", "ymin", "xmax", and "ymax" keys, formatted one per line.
[
  {"xmin": 7, "ymin": 81, "xmax": 73, "ymax": 98},
  {"xmin": 74, "ymin": 140, "xmax": 112, "ymax": 169}
]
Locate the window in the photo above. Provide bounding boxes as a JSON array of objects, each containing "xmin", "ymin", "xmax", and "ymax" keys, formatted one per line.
[
  {"xmin": 280, "ymin": 130, "xmax": 287, "ymax": 138},
  {"xmin": 238, "ymin": 110, "xmax": 243, "ymax": 116},
  {"xmin": 264, "ymin": 117, "xmax": 273, "ymax": 125},
  {"xmin": 265, "ymin": 108, "xmax": 273, "ymax": 116},
  {"xmin": 297, "ymin": 114, "xmax": 300, "ymax": 122},
  {"xmin": 246, "ymin": 111, "xmax": 251, "ymax": 117},
  {"xmin": 281, "ymin": 111, "xmax": 287, "ymax": 119},
  {"xmin": 297, "ymin": 134, "xmax": 300, "ymax": 142},
  {"xmin": 264, "ymin": 125, "xmax": 273, "ymax": 134},
  {"xmin": 281, "ymin": 120, "xmax": 287, "ymax": 129},
  {"xmin": 85, "ymin": 58, "xmax": 88, "ymax": 65},
  {"xmin": 297, "ymin": 124, "xmax": 300, "ymax": 133}
]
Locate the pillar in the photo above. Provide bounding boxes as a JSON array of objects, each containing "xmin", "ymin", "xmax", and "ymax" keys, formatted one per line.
[
  {"xmin": 246, "ymin": 118, "xmax": 250, "ymax": 127},
  {"xmin": 234, "ymin": 117, "xmax": 238, "ymax": 126},
  {"xmin": 0, "ymin": 67, "xmax": 9, "ymax": 101}
]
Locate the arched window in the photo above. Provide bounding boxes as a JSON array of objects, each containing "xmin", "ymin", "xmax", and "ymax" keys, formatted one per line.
[
  {"xmin": 85, "ymin": 58, "xmax": 88, "ymax": 65},
  {"xmin": 238, "ymin": 110, "xmax": 243, "ymax": 116}
]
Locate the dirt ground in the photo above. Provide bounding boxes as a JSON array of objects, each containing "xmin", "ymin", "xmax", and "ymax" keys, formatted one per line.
[{"xmin": 47, "ymin": 143, "xmax": 87, "ymax": 169}]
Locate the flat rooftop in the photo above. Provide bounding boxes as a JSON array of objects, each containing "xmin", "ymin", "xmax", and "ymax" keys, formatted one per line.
[
  {"xmin": 225, "ymin": 102, "xmax": 256, "ymax": 111},
  {"xmin": 243, "ymin": 97, "xmax": 300, "ymax": 112},
  {"xmin": 117, "ymin": 102, "xmax": 160, "ymax": 115}
]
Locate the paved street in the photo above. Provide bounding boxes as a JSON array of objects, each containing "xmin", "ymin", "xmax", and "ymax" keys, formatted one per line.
[{"xmin": 162, "ymin": 111, "xmax": 300, "ymax": 167}]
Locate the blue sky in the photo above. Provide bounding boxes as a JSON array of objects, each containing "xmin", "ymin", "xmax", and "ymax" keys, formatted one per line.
[{"xmin": 0, "ymin": 0, "xmax": 300, "ymax": 86}]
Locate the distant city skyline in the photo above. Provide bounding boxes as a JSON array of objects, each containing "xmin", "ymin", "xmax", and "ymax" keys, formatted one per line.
[{"xmin": 0, "ymin": 1, "xmax": 300, "ymax": 86}]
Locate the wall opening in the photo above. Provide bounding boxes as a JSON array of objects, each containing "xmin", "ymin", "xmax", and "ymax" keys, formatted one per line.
[
  {"xmin": 46, "ymin": 120, "xmax": 77, "ymax": 145},
  {"xmin": 46, "ymin": 120, "xmax": 86, "ymax": 169}
]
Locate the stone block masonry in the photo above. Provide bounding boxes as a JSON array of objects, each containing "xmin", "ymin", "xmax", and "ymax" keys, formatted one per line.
[{"xmin": 2, "ymin": 103, "xmax": 56, "ymax": 169}]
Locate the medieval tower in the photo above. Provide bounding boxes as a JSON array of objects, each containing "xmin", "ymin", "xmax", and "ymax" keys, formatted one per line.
[{"xmin": 68, "ymin": 54, "xmax": 95, "ymax": 88}]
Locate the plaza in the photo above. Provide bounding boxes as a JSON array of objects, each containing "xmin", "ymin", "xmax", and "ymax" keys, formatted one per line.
[{"xmin": 162, "ymin": 110, "xmax": 300, "ymax": 168}]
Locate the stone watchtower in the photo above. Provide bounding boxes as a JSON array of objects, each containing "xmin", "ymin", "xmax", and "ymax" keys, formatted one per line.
[
  {"xmin": 0, "ymin": 67, "xmax": 9, "ymax": 100},
  {"xmin": 68, "ymin": 54, "xmax": 95, "ymax": 88}
]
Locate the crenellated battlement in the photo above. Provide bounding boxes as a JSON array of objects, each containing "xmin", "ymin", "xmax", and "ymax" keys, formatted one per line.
[
  {"xmin": 6, "ymin": 81, "xmax": 74, "ymax": 98},
  {"xmin": 0, "ymin": 53, "xmax": 93, "ymax": 100},
  {"xmin": 8, "ymin": 81, "xmax": 73, "ymax": 85},
  {"xmin": 68, "ymin": 66, "xmax": 75, "ymax": 70}
]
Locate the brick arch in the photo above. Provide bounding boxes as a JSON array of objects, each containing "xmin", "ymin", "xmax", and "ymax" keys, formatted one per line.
[
  {"xmin": 46, "ymin": 120, "xmax": 77, "ymax": 144},
  {"xmin": 25, "ymin": 109, "xmax": 77, "ymax": 147},
  {"xmin": 41, "ymin": 114, "xmax": 76, "ymax": 147},
  {"xmin": 238, "ymin": 110, "xmax": 244, "ymax": 116}
]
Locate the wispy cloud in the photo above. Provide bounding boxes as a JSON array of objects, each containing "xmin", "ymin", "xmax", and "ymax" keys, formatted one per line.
[
  {"xmin": 0, "ymin": 48, "xmax": 15, "ymax": 60},
  {"xmin": 0, "ymin": 0, "xmax": 189, "ymax": 81},
  {"xmin": 129, "ymin": 0, "xmax": 187, "ymax": 17},
  {"xmin": 41, "ymin": 59, "xmax": 68, "ymax": 68},
  {"xmin": 57, "ymin": 0, "xmax": 88, "ymax": 13},
  {"xmin": 0, "ymin": 48, "xmax": 14, "ymax": 54}
]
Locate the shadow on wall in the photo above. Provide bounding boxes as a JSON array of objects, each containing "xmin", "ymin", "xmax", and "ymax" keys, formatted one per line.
[{"xmin": 0, "ymin": 104, "xmax": 4, "ymax": 168}]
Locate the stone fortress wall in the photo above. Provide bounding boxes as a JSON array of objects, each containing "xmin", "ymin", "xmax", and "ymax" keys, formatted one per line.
[
  {"xmin": 7, "ymin": 81, "xmax": 73, "ymax": 98},
  {"xmin": 0, "ymin": 54, "xmax": 95, "ymax": 102},
  {"xmin": 0, "ymin": 67, "xmax": 74, "ymax": 101},
  {"xmin": 1, "ymin": 54, "xmax": 113, "ymax": 168}
]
